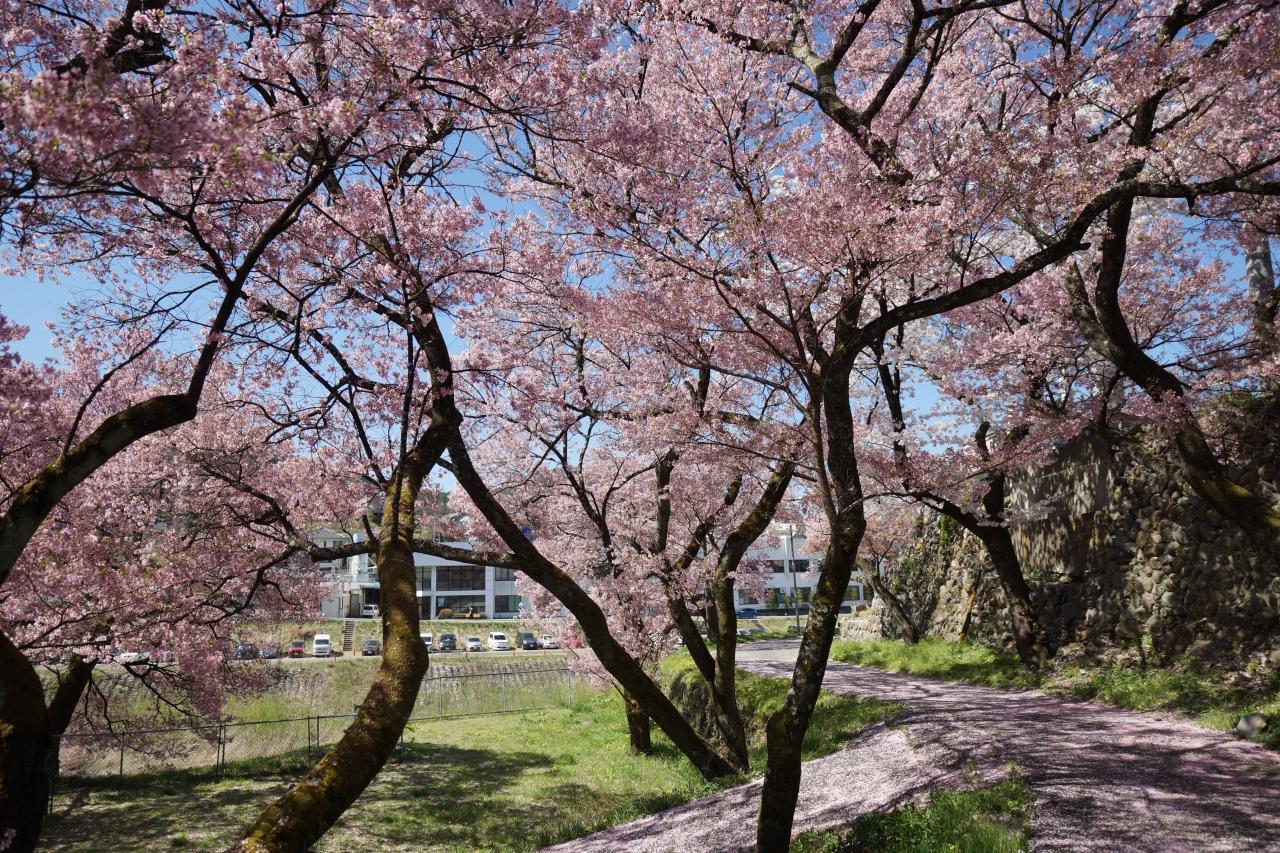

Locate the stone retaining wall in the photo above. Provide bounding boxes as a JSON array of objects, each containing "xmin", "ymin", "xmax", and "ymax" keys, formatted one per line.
[{"xmin": 839, "ymin": 426, "xmax": 1280, "ymax": 662}]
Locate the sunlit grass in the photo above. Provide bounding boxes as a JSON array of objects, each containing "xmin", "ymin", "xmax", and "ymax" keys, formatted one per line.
[
  {"xmin": 45, "ymin": 667, "xmax": 899, "ymax": 852},
  {"xmin": 792, "ymin": 771, "xmax": 1033, "ymax": 853},
  {"xmin": 831, "ymin": 638, "xmax": 1280, "ymax": 749}
]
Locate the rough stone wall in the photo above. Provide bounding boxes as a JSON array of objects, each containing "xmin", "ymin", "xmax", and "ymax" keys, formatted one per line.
[{"xmin": 840, "ymin": 426, "xmax": 1280, "ymax": 662}]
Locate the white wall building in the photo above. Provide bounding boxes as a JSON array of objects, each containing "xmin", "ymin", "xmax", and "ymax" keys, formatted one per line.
[
  {"xmin": 731, "ymin": 525, "xmax": 873, "ymax": 612},
  {"xmin": 312, "ymin": 523, "xmax": 871, "ymax": 620},
  {"xmin": 313, "ymin": 532, "xmax": 526, "ymax": 619}
]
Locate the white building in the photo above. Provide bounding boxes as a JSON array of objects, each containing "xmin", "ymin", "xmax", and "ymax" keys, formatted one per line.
[
  {"xmin": 731, "ymin": 525, "xmax": 873, "ymax": 612},
  {"xmin": 313, "ymin": 532, "xmax": 525, "ymax": 620},
  {"xmin": 313, "ymin": 524, "xmax": 871, "ymax": 619}
]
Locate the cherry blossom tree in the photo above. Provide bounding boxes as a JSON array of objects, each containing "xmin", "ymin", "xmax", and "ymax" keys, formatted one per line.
[
  {"xmin": 485, "ymin": 0, "xmax": 1280, "ymax": 845},
  {"xmin": 445, "ymin": 258, "xmax": 798, "ymax": 764},
  {"xmin": 0, "ymin": 319, "xmax": 367, "ymax": 848}
]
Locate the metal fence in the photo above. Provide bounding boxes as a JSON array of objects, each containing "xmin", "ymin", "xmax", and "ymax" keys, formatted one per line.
[{"xmin": 56, "ymin": 666, "xmax": 574, "ymax": 780}]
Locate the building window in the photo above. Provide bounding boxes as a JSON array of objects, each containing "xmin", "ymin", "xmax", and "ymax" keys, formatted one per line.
[
  {"xmin": 771, "ymin": 559, "xmax": 810, "ymax": 573},
  {"xmin": 436, "ymin": 566, "xmax": 485, "ymax": 591},
  {"xmin": 493, "ymin": 594, "xmax": 521, "ymax": 614},
  {"xmin": 494, "ymin": 567, "xmax": 517, "ymax": 582},
  {"xmin": 436, "ymin": 594, "xmax": 485, "ymax": 616},
  {"xmin": 416, "ymin": 567, "xmax": 432, "ymax": 591}
]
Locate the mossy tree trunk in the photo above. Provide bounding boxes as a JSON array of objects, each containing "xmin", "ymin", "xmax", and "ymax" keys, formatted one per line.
[
  {"xmin": 756, "ymin": 367, "xmax": 866, "ymax": 852},
  {"xmin": 0, "ymin": 629, "xmax": 52, "ymax": 853},
  {"xmin": 228, "ymin": 427, "xmax": 448, "ymax": 853}
]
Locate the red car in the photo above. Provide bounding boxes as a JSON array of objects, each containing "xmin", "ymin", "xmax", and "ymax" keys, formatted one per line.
[{"xmin": 287, "ymin": 639, "xmax": 306, "ymax": 658}]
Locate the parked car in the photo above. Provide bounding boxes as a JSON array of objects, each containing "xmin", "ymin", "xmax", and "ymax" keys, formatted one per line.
[
  {"xmin": 117, "ymin": 650, "xmax": 150, "ymax": 665},
  {"xmin": 287, "ymin": 639, "xmax": 306, "ymax": 658},
  {"xmin": 420, "ymin": 633, "xmax": 433, "ymax": 651},
  {"xmin": 361, "ymin": 639, "xmax": 381, "ymax": 656},
  {"xmin": 362, "ymin": 604, "xmax": 379, "ymax": 618},
  {"xmin": 258, "ymin": 643, "xmax": 280, "ymax": 660},
  {"xmin": 735, "ymin": 607, "xmax": 759, "ymax": 619},
  {"xmin": 233, "ymin": 643, "xmax": 260, "ymax": 660},
  {"xmin": 465, "ymin": 636, "xmax": 483, "ymax": 652},
  {"xmin": 312, "ymin": 634, "xmax": 332, "ymax": 657},
  {"xmin": 538, "ymin": 634, "xmax": 559, "ymax": 649},
  {"xmin": 518, "ymin": 632, "xmax": 538, "ymax": 650},
  {"xmin": 438, "ymin": 633, "xmax": 457, "ymax": 651},
  {"xmin": 487, "ymin": 632, "xmax": 511, "ymax": 651}
]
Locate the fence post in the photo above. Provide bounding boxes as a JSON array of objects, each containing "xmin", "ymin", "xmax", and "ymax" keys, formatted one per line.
[
  {"xmin": 218, "ymin": 724, "xmax": 227, "ymax": 777},
  {"xmin": 437, "ymin": 682, "xmax": 443, "ymax": 718},
  {"xmin": 500, "ymin": 673, "xmax": 507, "ymax": 713},
  {"xmin": 566, "ymin": 669, "xmax": 573, "ymax": 707},
  {"xmin": 117, "ymin": 735, "xmax": 125, "ymax": 776}
]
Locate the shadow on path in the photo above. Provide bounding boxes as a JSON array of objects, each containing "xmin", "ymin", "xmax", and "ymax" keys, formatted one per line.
[{"xmin": 546, "ymin": 643, "xmax": 1280, "ymax": 852}]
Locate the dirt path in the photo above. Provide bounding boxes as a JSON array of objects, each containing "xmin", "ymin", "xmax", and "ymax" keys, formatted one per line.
[{"xmin": 545, "ymin": 642, "xmax": 1280, "ymax": 852}]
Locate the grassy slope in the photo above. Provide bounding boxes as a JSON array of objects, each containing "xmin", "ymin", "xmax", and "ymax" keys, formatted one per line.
[
  {"xmin": 831, "ymin": 638, "xmax": 1280, "ymax": 749},
  {"xmin": 792, "ymin": 773, "xmax": 1033, "ymax": 853},
  {"xmin": 45, "ymin": 667, "xmax": 899, "ymax": 852},
  {"xmin": 225, "ymin": 653, "xmax": 571, "ymax": 721}
]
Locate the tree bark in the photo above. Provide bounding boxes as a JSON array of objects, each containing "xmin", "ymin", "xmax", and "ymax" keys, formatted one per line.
[
  {"xmin": 708, "ymin": 570, "xmax": 749, "ymax": 770},
  {"xmin": 756, "ymin": 367, "xmax": 866, "ymax": 851},
  {"xmin": 229, "ymin": 436, "xmax": 443, "ymax": 852},
  {"xmin": 859, "ymin": 564, "xmax": 918, "ymax": 644},
  {"xmin": 0, "ymin": 629, "xmax": 52, "ymax": 853},
  {"xmin": 622, "ymin": 691, "xmax": 652, "ymax": 755},
  {"xmin": 971, "ymin": 524, "xmax": 1050, "ymax": 667},
  {"xmin": 756, "ymin": 523, "xmax": 862, "ymax": 851},
  {"xmin": 938, "ymin": 473, "xmax": 1051, "ymax": 668}
]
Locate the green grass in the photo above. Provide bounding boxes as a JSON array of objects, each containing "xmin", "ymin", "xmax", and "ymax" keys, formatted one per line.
[
  {"xmin": 831, "ymin": 638, "xmax": 1280, "ymax": 749},
  {"xmin": 831, "ymin": 638, "xmax": 1035, "ymax": 689},
  {"xmin": 792, "ymin": 772, "xmax": 1033, "ymax": 853},
  {"xmin": 45, "ymin": 669, "xmax": 900, "ymax": 852}
]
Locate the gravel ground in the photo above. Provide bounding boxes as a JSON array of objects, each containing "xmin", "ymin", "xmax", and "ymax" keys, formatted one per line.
[{"xmin": 545, "ymin": 641, "xmax": 1280, "ymax": 852}]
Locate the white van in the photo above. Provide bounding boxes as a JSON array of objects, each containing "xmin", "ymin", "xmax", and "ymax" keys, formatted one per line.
[
  {"xmin": 487, "ymin": 632, "xmax": 510, "ymax": 651},
  {"xmin": 312, "ymin": 634, "xmax": 332, "ymax": 657},
  {"xmin": 362, "ymin": 604, "xmax": 379, "ymax": 618},
  {"xmin": 420, "ymin": 633, "xmax": 433, "ymax": 651}
]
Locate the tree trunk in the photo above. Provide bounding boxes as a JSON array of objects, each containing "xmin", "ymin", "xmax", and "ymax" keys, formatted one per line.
[
  {"xmin": 757, "ymin": 373, "xmax": 866, "ymax": 851},
  {"xmin": 859, "ymin": 566, "xmax": 918, "ymax": 644},
  {"xmin": 623, "ymin": 691, "xmax": 652, "ymax": 755},
  {"xmin": 0, "ymin": 629, "xmax": 52, "ymax": 853},
  {"xmin": 974, "ymin": 526, "xmax": 1050, "ymax": 667},
  {"xmin": 229, "ymin": 464, "xmax": 431, "ymax": 853},
  {"xmin": 756, "ymin": 525, "xmax": 862, "ymax": 852},
  {"xmin": 949, "ymin": 472, "xmax": 1051, "ymax": 668},
  {"xmin": 709, "ymin": 569, "xmax": 749, "ymax": 770}
]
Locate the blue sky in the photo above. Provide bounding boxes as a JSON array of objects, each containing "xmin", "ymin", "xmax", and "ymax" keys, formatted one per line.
[{"xmin": 3, "ymin": 270, "xmax": 74, "ymax": 362}]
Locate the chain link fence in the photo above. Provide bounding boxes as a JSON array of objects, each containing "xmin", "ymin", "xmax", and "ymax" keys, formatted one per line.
[{"xmin": 56, "ymin": 666, "xmax": 574, "ymax": 781}]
